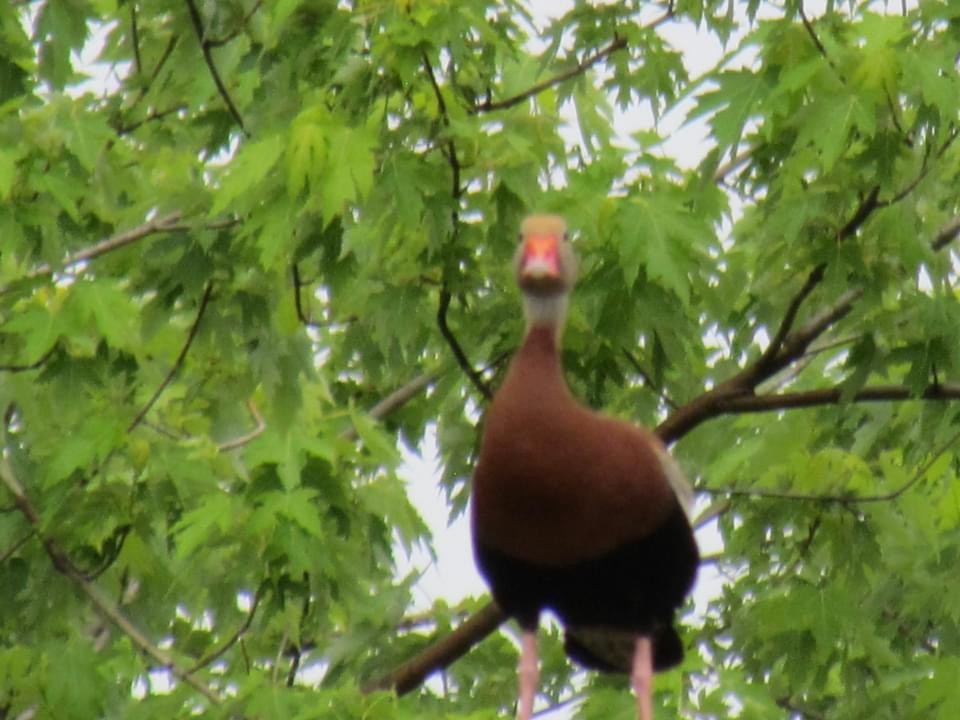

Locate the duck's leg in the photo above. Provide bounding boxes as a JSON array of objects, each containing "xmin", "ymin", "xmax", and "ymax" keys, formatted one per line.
[
  {"xmin": 631, "ymin": 635, "xmax": 653, "ymax": 720},
  {"xmin": 517, "ymin": 630, "xmax": 539, "ymax": 720}
]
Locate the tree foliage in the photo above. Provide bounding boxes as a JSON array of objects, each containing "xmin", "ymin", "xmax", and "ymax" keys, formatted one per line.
[{"xmin": 2, "ymin": 0, "xmax": 960, "ymax": 717}]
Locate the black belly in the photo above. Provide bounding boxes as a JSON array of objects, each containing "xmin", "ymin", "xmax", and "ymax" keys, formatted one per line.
[{"xmin": 474, "ymin": 501, "xmax": 699, "ymax": 671}]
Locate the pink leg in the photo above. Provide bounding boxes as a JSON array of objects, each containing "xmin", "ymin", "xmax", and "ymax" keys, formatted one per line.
[
  {"xmin": 517, "ymin": 630, "xmax": 539, "ymax": 720},
  {"xmin": 631, "ymin": 636, "xmax": 653, "ymax": 720}
]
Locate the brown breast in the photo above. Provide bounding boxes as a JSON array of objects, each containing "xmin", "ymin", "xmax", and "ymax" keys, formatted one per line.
[{"xmin": 471, "ymin": 329, "xmax": 678, "ymax": 566}]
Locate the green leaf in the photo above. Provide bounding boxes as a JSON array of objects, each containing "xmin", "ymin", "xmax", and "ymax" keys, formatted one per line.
[
  {"xmin": 0, "ymin": 148, "xmax": 16, "ymax": 199},
  {"xmin": 174, "ymin": 493, "xmax": 237, "ymax": 558},
  {"xmin": 212, "ymin": 134, "xmax": 285, "ymax": 214}
]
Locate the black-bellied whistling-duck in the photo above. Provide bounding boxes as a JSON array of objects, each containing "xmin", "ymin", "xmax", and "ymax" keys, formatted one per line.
[{"xmin": 471, "ymin": 215, "xmax": 699, "ymax": 720}]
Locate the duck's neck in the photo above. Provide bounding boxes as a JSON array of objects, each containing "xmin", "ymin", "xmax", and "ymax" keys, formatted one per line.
[{"xmin": 521, "ymin": 292, "xmax": 568, "ymax": 345}]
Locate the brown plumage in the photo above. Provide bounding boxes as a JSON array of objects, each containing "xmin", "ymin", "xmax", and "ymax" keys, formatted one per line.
[{"xmin": 471, "ymin": 214, "xmax": 699, "ymax": 720}]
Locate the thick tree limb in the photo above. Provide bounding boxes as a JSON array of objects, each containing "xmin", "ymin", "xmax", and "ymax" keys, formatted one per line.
[
  {"xmin": 363, "ymin": 601, "xmax": 506, "ymax": 695},
  {"xmin": 0, "ymin": 444, "xmax": 220, "ymax": 704},
  {"xmin": 657, "ymin": 286, "xmax": 863, "ymax": 444},
  {"xmin": 127, "ymin": 282, "xmax": 214, "ymax": 433}
]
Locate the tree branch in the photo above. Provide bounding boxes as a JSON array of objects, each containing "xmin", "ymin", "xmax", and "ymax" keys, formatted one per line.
[
  {"xmin": 123, "ymin": 33, "xmax": 179, "ymax": 119},
  {"xmin": 0, "ymin": 442, "xmax": 220, "ymax": 704},
  {"xmin": 188, "ymin": 586, "xmax": 263, "ymax": 672},
  {"xmin": 933, "ymin": 216, "xmax": 960, "ymax": 251},
  {"xmin": 437, "ymin": 288, "xmax": 492, "ymax": 400},
  {"xmin": 183, "ymin": 0, "xmax": 248, "ymax": 136},
  {"xmin": 0, "ymin": 531, "xmax": 34, "ymax": 563},
  {"xmin": 3, "ymin": 212, "xmax": 186, "ymax": 292},
  {"xmin": 130, "ymin": 4, "xmax": 142, "ymax": 76},
  {"xmin": 799, "ymin": 3, "xmax": 841, "ymax": 83},
  {"xmin": 205, "ymin": 0, "xmax": 263, "ymax": 48},
  {"xmin": 701, "ymin": 424, "xmax": 960, "ymax": 505},
  {"xmin": 713, "ymin": 147, "xmax": 753, "ymax": 183},
  {"xmin": 421, "ymin": 51, "xmax": 462, "ymax": 198},
  {"xmin": 341, "ymin": 373, "xmax": 435, "ymax": 443},
  {"xmin": 470, "ymin": 35, "xmax": 628, "ymax": 114},
  {"xmin": 753, "ymin": 265, "xmax": 825, "ymax": 376},
  {"xmin": 0, "ymin": 342, "xmax": 58, "ymax": 373},
  {"xmin": 718, "ymin": 382, "xmax": 960, "ymax": 414},
  {"xmin": 116, "ymin": 104, "xmax": 187, "ymax": 135},
  {"xmin": 127, "ymin": 282, "xmax": 214, "ymax": 433},
  {"xmin": 363, "ymin": 600, "xmax": 506, "ymax": 695},
  {"xmin": 216, "ymin": 401, "xmax": 266, "ymax": 451},
  {"xmin": 838, "ymin": 185, "xmax": 880, "ymax": 241},
  {"xmin": 622, "ymin": 348, "xmax": 677, "ymax": 409}
]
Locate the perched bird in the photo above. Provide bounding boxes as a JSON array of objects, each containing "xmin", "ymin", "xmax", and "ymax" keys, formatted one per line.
[{"xmin": 471, "ymin": 214, "xmax": 699, "ymax": 720}]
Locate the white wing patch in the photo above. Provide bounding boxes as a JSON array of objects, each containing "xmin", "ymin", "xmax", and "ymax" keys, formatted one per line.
[{"xmin": 653, "ymin": 443, "xmax": 694, "ymax": 518}]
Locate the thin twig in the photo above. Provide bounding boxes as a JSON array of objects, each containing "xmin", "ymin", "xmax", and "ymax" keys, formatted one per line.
[
  {"xmin": 754, "ymin": 265, "xmax": 825, "ymax": 375},
  {"xmin": 470, "ymin": 35, "xmax": 628, "ymax": 114},
  {"xmin": 799, "ymin": 3, "xmax": 841, "ymax": 81},
  {"xmin": 217, "ymin": 401, "xmax": 266, "ymax": 451},
  {"xmin": 124, "ymin": 33, "xmax": 179, "ymax": 117},
  {"xmin": 932, "ymin": 216, "xmax": 960, "ymax": 251},
  {"xmin": 183, "ymin": 0, "xmax": 248, "ymax": 135},
  {"xmin": 720, "ymin": 382, "xmax": 960, "ymax": 414},
  {"xmin": 292, "ymin": 264, "xmax": 324, "ymax": 328},
  {"xmin": 127, "ymin": 282, "xmax": 215, "ymax": 433},
  {"xmin": 702, "ymin": 425, "xmax": 960, "ymax": 504},
  {"xmin": 714, "ymin": 147, "xmax": 752, "ymax": 182},
  {"xmin": 341, "ymin": 373, "xmax": 435, "ymax": 443},
  {"xmin": 0, "ymin": 442, "xmax": 220, "ymax": 704},
  {"xmin": 205, "ymin": 0, "xmax": 264, "ymax": 48},
  {"xmin": 621, "ymin": 348, "xmax": 677, "ymax": 409},
  {"xmin": 838, "ymin": 186, "xmax": 880, "ymax": 241},
  {"xmin": 0, "ymin": 531, "xmax": 34, "ymax": 563},
  {"xmin": 421, "ymin": 51, "xmax": 462, "ymax": 197},
  {"xmin": 7, "ymin": 212, "xmax": 186, "ymax": 289},
  {"xmin": 117, "ymin": 105, "xmax": 187, "ymax": 135},
  {"xmin": 437, "ymin": 289, "xmax": 491, "ymax": 400},
  {"xmin": 188, "ymin": 587, "xmax": 264, "ymax": 672},
  {"xmin": 693, "ymin": 499, "xmax": 730, "ymax": 530},
  {"xmin": 130, "ymin": 5, "xmax": 142, "ymax": 76},
  {"xmin": 286, "ymin": 645, "xmax": 301, "ymax": 687},
  {"xmin": 0, "ymin": 343, "xmax": 58, "ymax": 373},
  {"xmin": 369, "ymin": 374, "xmax": 435, "ymax": 422}
]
